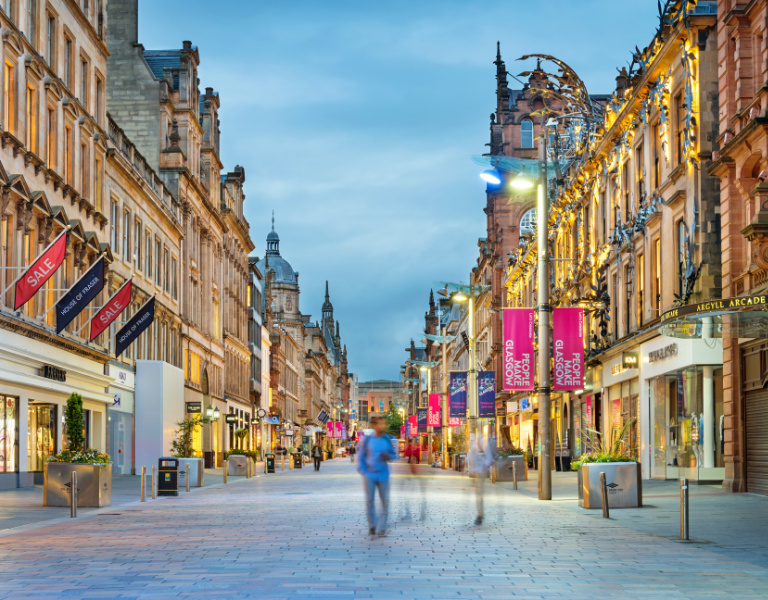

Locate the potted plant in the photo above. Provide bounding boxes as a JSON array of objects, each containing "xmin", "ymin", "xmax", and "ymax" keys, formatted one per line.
[
  {"xmin": 493, "ymin": 446, "xmax": 528, "ymax": 483},
  {"xmin": 171, "ymin": 414, "xmax": 210, "ymax": 487},
  {"xmin": 44, "ymin": 393, "xmax": 113, "ymax": 508},
  {"xmin": 234, "ymin": 428, "xmax": 249, "ymax": 450},
  {"xmin": 573, "ymin": 420, "xmax": 641, "ymax": 509}
]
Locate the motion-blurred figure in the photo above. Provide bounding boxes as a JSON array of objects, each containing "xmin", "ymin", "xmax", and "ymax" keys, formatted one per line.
[
  {"xmin": 358, "ymin": 416, "xmax": 397, "ymax": 536},
  {"xmin": 468, "ymin": 433, "xmax": 494, "ymax": 526}
]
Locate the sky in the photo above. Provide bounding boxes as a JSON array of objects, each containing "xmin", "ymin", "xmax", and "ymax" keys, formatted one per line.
[{"xmin": 138, "ymin": 0, "xmax": 659, "ymax": 382}]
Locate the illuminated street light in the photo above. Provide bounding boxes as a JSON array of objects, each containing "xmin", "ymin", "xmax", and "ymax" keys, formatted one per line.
[{"xmin": 479, "ymin": 169, "xmax": 501, "ymax": 184}]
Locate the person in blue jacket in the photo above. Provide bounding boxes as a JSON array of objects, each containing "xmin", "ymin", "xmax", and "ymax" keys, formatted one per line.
[{"xmin": 357, "ymin": 416, "xmax": 397, "ymax": 536}]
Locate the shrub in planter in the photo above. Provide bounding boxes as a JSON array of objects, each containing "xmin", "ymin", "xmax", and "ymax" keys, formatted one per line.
[
  {"xmin": 571, "ymin": 420, "xmax": 637, "ymax": 471},
  {"xmin": 48, "ymin": 448, "xmax": 112, "ymax": 465},
  {"xmin": 63, "ymin": 392, "xmax": 85, "ymax": 451},
  {"xmin": 225, "ymin": 449, "xmax": 259, "ymax": 461},
  {"xmin": 171, "ymin": 414, "xmax": 211, "ymax": 458}
]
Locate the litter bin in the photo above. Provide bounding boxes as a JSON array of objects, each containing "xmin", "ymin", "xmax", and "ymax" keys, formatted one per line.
[
  {"xmin": 452, "ymin": 453, "xmax": 458, "ymax": 471},
  {"xmin": 265, "ymin": 453, "xmax": 276, "ymax": 473},
  {"xmin": 158, "ymin": 457, "xmax": 178, "ymax": 497},
  {"xmin": 455, "ymin": 453, "xmax": 466, "ymax": 472},
  {"xmin": 293, "ymin": 453, "xmax": 303, "ymax": 469}
]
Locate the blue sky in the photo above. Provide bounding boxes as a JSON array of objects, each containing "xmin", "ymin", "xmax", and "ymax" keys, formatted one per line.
[{"xmin": 138, "ymin": 0, "xmax": 659, "ymax": 382}]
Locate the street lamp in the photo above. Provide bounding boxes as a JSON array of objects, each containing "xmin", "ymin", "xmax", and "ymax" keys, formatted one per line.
[
  {"xmin": 479, "ymin": 169, "xmax": 501, "ymax": 184},
  {"xmin": 511, "ymin": 171, "xmax": 534, "ymax": 190}
]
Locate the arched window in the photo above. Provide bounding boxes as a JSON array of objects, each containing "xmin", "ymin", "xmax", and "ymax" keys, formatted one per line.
[
  {"xmin": 520, "ymin": 119, "xmax": 534, "ymax": 149},
  {"xmin": 519, "ymin": 208, "xmax": 537, "ymax": 235}
]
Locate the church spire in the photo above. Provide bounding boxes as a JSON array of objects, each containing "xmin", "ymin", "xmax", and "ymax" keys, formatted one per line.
[{"xmin": 322, "ymin": 280, "xmax": 333, "ymax": 326}]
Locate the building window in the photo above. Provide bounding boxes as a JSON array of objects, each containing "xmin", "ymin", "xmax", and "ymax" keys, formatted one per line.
[
  {"xmin": 46, "ymin": 14, "xmax": 55, "ymax": 66},
  {"xmin": 122, "ymin": 209, "xmax": 130, "ymax": 259},
  {"xmin": 134, "ymin": 218, "xmax": 142, "ymax": 270},
  {"xmin": 637, "ymin": 254, "xmax": 644, "ymax": 328},
  {"xmin": 247, "ymin": 284, "xmax": 251, "ymax": 308},
  {"xmin": 27, "ymin": 0, "xmax": 37, "ymax": 49},
  {"xmin": 154, "ymin": 238, "xmax": 161, "ymax": 285},
  {"xmin": 4, "ymin": 0, "xmax": 16, "ymax": 24},
  {"xmin": 653, "ymin": 236, "xmax": 661, "ymax": 310},
  {"xmin": 171, "ymin": 256, "xmax": 177, "ymax": 299},
  {"xmin": 80, "ymin": 59, "xmax": 88, "ymax": 107},
  {"xmin": 80, "ymin": 141, "xmax": 89, "ymax": 198},
  {"xmin": 677, "ymin": 220, "xmax": 686, "ymax": 297},
  {"xmin": 95, "ymin": 76, "xmax": 103, "ymax": 125},
  {"xmin": 46, "ymin": 107, "xmax": 55, "ymax": 168},
  {"xmin": 625, "ymin": 265, "xmax": 631, "ymax": 334},
  {"xmin": 64, "ymin": 125, "xmax": 72, "ymax": 183},
  {"xmin": 163, "ymin": 248, "xmax": 169, "ymax": 292},
  {"xmin": 601, "ymin": 190, "xmax": 606, "ymax": 244},
  {"xmin": 63, "ymin": 37, "xmax": 73, "ymax": 88},
  {"xmin": 145, "ymin": 229, "xmax": 152, "ymax": 276},
  {"xmin": 110, "ymin": 199, "xmax": 117, "ymax": 249},
  {"xmin": 213, "ymin": 299, "xmax": 219, "ymax": 338},
  {"xmin": 636, "ymin": 144, "xmax": 644, "ymax": 202},
  {"xmin": 25, "ymin": 85, "xmax": 36, "ymax": 153},
  {"xmin": 623, "ymin": 162, "xmax": 630, "ymax": 222},
  {"xmin": 653, "ymin": 121, "xmax": 660, "ymax": 189},
  {"xmin": 520, "ymin": 119, "xmax": 534, "ymax": 149},
  {"xmin": 94, "ymin": 157, "xmax": 101, "ymax": 212},
  {"xmin": 676, "ymin": 93, "xmax": 684, "ymax": 165},
  {"xmin": 4, "ymin": 61, "xmax": 15, "ymax": 135}
]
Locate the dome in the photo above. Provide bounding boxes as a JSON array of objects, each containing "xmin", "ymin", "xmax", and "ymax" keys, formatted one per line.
[
  {"xmin": 267, "ymin": 229, "xmax": 279, "ymax": 242},
  {"xmin": 256, "ymin": 254, "xmax": 296, "ymax": 284}
]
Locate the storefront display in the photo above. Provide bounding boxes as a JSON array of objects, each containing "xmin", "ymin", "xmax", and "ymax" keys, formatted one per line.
[
  {"xmin": 28, "ymin": 403, "xmax": 56, "ymax": 472},
  {"xmin": 0, "ymin": 396, "xmax": 18, "ymax": 476}
]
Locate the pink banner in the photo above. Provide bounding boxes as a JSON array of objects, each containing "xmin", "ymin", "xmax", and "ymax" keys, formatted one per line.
[
  {"xmin": 503, "ymin": 308, "xmax": 535, "ymax": 391},
  {"xmin": 400, "ymin": 425, "xmax": 405, "ymax": 439},
  {"xmin": 326, "ymin": 421, "xmax": 334, "ymax": 437},
  {"xmin": 335, "ymin": 421, "xmax": 343, "ymax": 438},
  {"xmin": 408, "ymin": 415, "xmax": 417, "ymax": 437},
  {"xmin": 553, "ymin": 307, "xmax": 584, "ymax": 391},
  {"xmin": 427, "ymin": 394, "xmax": 440, "ymax": 426},
  {"xmin": 448, "ymin": 417, "xmax": 461, "ymax": 427}
]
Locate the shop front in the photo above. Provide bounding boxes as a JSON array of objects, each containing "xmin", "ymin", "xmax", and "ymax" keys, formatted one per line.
[
  {"xmin": 0, "ymin": 328, "xmax": 113, "ymax": 489},
  {"xmin": 641, "ymin": 336, "xmax": 723, "ymax": 483},
  {"xmin": 106, "ymin": 363, "xmax": 135, "ymax": 476},
  {"xmin": 601, "ymin": 351, "xmax": 641, "ymax": 465}
]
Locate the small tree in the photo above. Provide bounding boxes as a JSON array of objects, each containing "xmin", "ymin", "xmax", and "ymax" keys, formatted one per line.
[
  {"xmin": 171, "ymin": 415, "xmax": 211, "ymax": 458},
  {"xmin": 385, "ymin": 403, "xmax": 404, "ymax": 437},
  {"xmin": 235, "ymin": 428, "xmax": 248, "ymax": 450},
  {"xmin": 64, "ymin": 392, "xmax": 85, "ymax": 451}
]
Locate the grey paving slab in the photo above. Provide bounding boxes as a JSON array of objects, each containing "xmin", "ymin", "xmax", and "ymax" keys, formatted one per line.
[{"xmin": 0, "ymin": 459, "xmax": 766, "ymax": 599}]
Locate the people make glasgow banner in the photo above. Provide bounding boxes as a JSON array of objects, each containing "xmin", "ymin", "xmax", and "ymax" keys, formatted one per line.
[
  {"xmin": 90, "ymin": 279, "xmax": 132, "ymax": 341},
  {"xmin": 478, "ymin": 371, "xmax": 496, "ymax": 418},
  {"xmin": 553, "ymin": 307, "xmax": 584, "ymax": 391},
  {"xmin": 427, "ymin": 393, "xmax": 441, "ymax": 426},
  {"xmin": 409, "ymin": 414, "xmax": 418, "ymax": 437},
  {"xmin": 115, "ymin": 296, "xmax": 155, "ymax": 357},
  {"xmin": 14, "ymin": 231, "xmax": 67, "ymax": 310},
  {"xmin": 503, "ymin": 308, "xmax": 535, "ymax": 391},
  {"xmin": 449, "ymin": 371, "xmax": 467, "ymax": 417},
  {"xmin": 56, "ymin": 256, "xmax": 105, "ymax": 333}
]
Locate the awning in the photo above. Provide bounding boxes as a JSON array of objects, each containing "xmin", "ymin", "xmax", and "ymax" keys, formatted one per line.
[{"xmin": 659, "ymin": 292, "xmax": 768, "ymax": 339}]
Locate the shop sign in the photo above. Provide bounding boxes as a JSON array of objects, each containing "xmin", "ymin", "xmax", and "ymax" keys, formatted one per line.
[
  {"xmin": 298, "ymin": 409, "xmax": 308, "ymax": 417},
  {"xmin": 495, "ymin": 406, "xmax": 506, "ymax": 417},
  {"xmin": 113, "ymin": 393, "xmax": 122, "ymax": 407},
  {"xmin": 506, "ymin": 400, "xmax": 518, "ymax": 413},
  {"xmin": 552, "ymin": 307, "xmax": 584, "ymax": 391},
  {"xmin": 520, "ymin": 398, "xmax": 530, "ymax": 411},
  {"xmin": 115, "ymin": 297, "xmax": 155, "ymax": 357},
  {"xmin": 449, "ymin": 371, "xmax": 467, "ymax": 417},
  {"xmin": 502, "ymin": 308, "xmax": 535, "ymax": 390},
  {"xmin": 186, "ymin": 402, "xmax": 202, "ymax": 414},
  {"xmin": 90, "ymin": 279, "xmax": 132, "ymax": 341},
  {"xmin": 41, "ymin": 364, "xmax": 66, "ymax": 382},
  {"xmin": 622, "ymin": 351, "xmax": 639, "ymax": 369},
  {"xmin": 648, "ymin": 343, "xmax": 678, "ymax": 363},
  {"xmin": 265, "ymin": 415, "xmax": 279, "ymax": 425},
  {"xmin": 56, "ymin": 256, "xmax": 105, "ymax": 334},
  {"xmin": 14, "ymin": 231, "xmax": 66, "ymax": 310},
  {"xmin": 478, "ymin": 371, "xmax": 496, "ymax": 418},
  {"xmin": 225, "ymin": 414, "xmax": 238, "ymax": 424}
]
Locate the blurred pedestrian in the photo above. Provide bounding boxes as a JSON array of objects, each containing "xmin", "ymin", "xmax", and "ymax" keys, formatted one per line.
[
  {"xmin": 349, "ymin": 443, "xmax": 356, "ymax": 463},
  {"xmin": 358, "ymin": 416, "xmax": 396, "ymax": 536},
  {"xmin": 468, "ymin": 433, "xmax": 493, "ymax": 526},
  {"xmin": 312, "ymin": 442, "xmax": 322, "ymax": 471}
]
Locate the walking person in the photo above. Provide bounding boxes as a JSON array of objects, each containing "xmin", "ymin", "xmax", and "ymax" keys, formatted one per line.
[
  {"xmin": 312, "ymin": 442, "xmax": 322, "ymax": 471},
  {"xmin": 468, "ymin": 433, "xmax": 493, "ymax": 526},
  {"xmin": 358, "ymin": 416, "xmax": 396, "ymax": 536},
  {"xmin": 349, "ymin": 443, "xmax": 356, "ymax": 463}
]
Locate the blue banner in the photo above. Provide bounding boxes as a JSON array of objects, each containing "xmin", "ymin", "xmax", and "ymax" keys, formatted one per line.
[
  {"xmin": 56, "ymin": 256, "xmax": 105, "ymax": 333},
  {"xmin": 115, "ymin": 297, "xmax": 155, "ymax": 357},
  {"xmin": 449, "ymin": 371, "xmax": 467, "ymax": 418},
  {"xmin": 478, "ymin": 371, "xmax": 496, "ymax": 418},
  {"xmin": 417, "ymin": 408, "xmax": 427, "ymax": 433}
]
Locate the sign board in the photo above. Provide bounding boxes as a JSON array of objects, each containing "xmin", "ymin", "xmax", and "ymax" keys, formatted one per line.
[
  {"xmin": 506, "ymin": 401, "xmax": 518, "ymax": 413},
  {"xmin": 552, "ymin": 307, "xmax": 584, "ymax": 391},
  {"xmin": 449, "ymin": 372, "xmax": 467, "ymax": 417},
  {"xmin": 225, "ymin": 414, "xmax": 238, "ymax": 424},
  {"xmin": 622, "ymin": 351, "xmax": 639, "ymax": 369},
  {"xmin": 186, "ymin": 402, "xmax": 202, "ymax": 414},
  {"xmin": 495, "ymin": 406, "xmax": 506, "ymax": 417},
  {"xmin": 265, "ymin": 415, "xmax": 280, "ymax": 425},
  {"xmin": 502, "ymin": 308, "xmax": 535, "ymax": 390},
  {"xmin": 41, "ymin": 365, "xmax": 66, "ymax": 382},
  {"xmin": 478, "ymin": 371, "xmax": 496, "ymax": 418}
]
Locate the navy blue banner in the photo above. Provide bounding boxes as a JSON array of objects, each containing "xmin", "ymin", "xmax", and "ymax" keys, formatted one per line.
[
  {"xmin": 115, "ymin": 297, "xmax": 155, "ymax": 357},
  {"xmin": 478, "ymin": 371, "xmax": 496, "ymax": 418},
  {"xmin": 56, "ymin": 256, "xmax": 105, "ymax": 333},
  {"xmin": 449, "ymin": 371, "xmax": 467, "ymax": 418},
  {"xmin": 417, "ymin": 408, "xmax": 427, "ymax": 433}
]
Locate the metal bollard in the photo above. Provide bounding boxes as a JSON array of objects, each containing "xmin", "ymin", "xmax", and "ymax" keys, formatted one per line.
[
  {"xmin": 599, "ymin": 472, "xmax": 610, "ymax": 518},
  {"xmin": 186, "ymin": 463, "xmax": 191, "ymax": 492},
  {"xmin": 70, "ymin": 471, "xmax": 77, "ymax": 518},
  {"xmin": 281, "ymin": 453, "xmax": 285, "ymax": 471},
  {"xmin": 224, "ymin": 461, "xmax": 228, "ymax": 484},
  {"xmin": 141, "ymin": 466, "xmax": 146, "ymax": 502},
  {"xmin": 152, "ymin": 465, "xmax": 156, "ymax": 499},
  {"xmin": 680, "ymin": 478, "xmax": 689, "ymax": 540},
  {"xmin": 512, "ymin": 462, "xmax": 518, "ymax": 490}
]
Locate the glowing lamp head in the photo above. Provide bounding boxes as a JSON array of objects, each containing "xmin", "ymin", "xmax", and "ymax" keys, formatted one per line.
[
  {"xmin": 452, "ymin": 292, "xmax": 469, "ymax": 302},
  {"xmin": 479, "ymin": 169, "xmax": 501, "ymax": 185},
  {"xmin": 510, "ymin": 172, "xmax": 534, "ymax": 190}
]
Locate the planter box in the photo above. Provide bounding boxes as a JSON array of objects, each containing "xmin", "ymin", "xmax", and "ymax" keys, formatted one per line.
[
  {"xmin": 578, "ymin": 462, "xmax": 642, "ymax": 509},
  {"xmin": 228, "ymin": 455, "xmax": 248, "ymax": 476},
  {"xmin": 494, "ymin": 455, "xmax": 528, "ymax": 482},
  {"xmin": 178, "ymin": 458, "xmax": 204, "ymax": 487},
  {"xmin": 43, "ymin": 463, "xmax": 112, "ymax": 508}
]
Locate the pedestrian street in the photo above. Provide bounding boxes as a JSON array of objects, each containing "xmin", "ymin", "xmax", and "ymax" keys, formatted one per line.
[{"xmin": 0, "ymin": 460, "xmax": 767, "ymax": 600}]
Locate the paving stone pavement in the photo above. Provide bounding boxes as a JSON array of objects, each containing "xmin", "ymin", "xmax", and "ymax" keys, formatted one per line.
[{"xmin": 0, "ymin": 459, "xmax": 767, "ymax": 599}]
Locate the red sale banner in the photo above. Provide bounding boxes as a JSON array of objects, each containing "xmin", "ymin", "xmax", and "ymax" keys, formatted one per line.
[
  {"xmin": 89, "ymin": 280, "xmax": 132, "ymax": 341},
  {"xmin": 14, "ymin": 231, "xmax": 66, "ymax": 310},
  {"xmin": 503, "ymin": 308, "xmax": 535, "ymax": 391},
  {"xmin": 553, "ymin": 307, "xmax": 584, "ymax": 391},
  {"xmin": 427, "ymin": 394, "xmax": 441, "ymax": 426}
]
